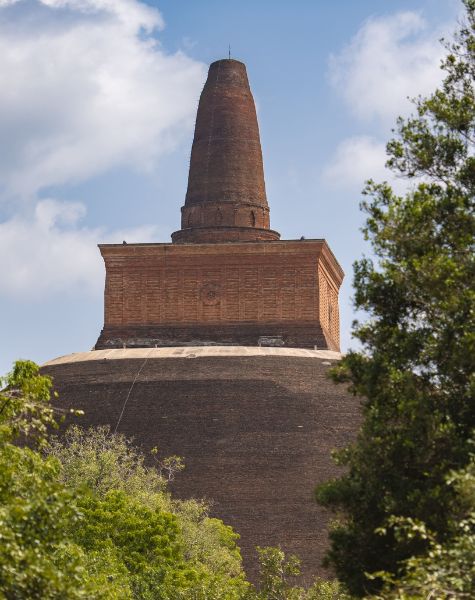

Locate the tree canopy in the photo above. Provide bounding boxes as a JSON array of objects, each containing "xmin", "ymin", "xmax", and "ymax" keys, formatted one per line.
[{"xmin": 316, "ymin": 1, "xmax": 475, "ymax": 596}]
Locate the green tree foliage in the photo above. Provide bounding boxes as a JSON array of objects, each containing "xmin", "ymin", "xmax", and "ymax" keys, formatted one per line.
[
  {"xmin": 370, "ymin": 448, "xmax": 475, "ymax": 599},
  {"xmin": 0, "ymin": 359, "xmax": 59, "ymax": 445},
  {"xmin": 247, "ymin": 547, "xmax": 349, "ymax": 600},
  {"xmin": 47, "ymin": 425, "xmax": 249, "ymax": 599},
  {"xmin": 254, "ymin": 546, "xmax": 302, "ymax": 600},
  {"xmin": 316, "ymin": 1, "xmax": 475, "ymax": 596},
  {"xmin": 0, "ymin": 363, "xmax": 249, "ymax": 598},
  {"xmin": 47, "ymin": 425, "xmax": 168, "ymax": 504},
  {"xmin": 0, "ymin": 361, "xmax": 118, "ymax": 598}
]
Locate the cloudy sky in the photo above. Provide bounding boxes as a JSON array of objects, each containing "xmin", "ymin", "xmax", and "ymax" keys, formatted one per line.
[{"xmin": 0, "ymin": 0, "xmax": 460, "ymax": 375}]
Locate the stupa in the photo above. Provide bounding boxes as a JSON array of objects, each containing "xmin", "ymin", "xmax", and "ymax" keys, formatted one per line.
[{"xmin": 43, "ymin": 59, "xmax": 359, "ymax": 582}]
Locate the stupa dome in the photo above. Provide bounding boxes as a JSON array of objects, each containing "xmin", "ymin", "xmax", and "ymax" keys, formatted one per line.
[{"xmin": 43, "ymin": 347, "xmax": 359, "ymax": 582}]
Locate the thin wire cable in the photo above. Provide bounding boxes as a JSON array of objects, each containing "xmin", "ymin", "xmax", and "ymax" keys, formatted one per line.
[{"xmin": 114, "ymin": 350, "xmax": 152, "ymax": 432}]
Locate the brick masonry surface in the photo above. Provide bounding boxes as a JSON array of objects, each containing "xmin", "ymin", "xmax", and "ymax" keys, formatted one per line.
[
  {"xmin": 172, "ymin": 59, "xmax": 280, "ymax": 244},
  {"xmin": 96, "ymin": 239, "xmax": 343, "ymax": 351},
  {"xmin": 42, "ymin": 353, "xmax": 361, "ymax": 584}
]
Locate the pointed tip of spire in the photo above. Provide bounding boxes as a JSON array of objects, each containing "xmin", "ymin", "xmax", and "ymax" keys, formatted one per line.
[{"xmin": 210, "ymin": 57, "xmax": 244, "ymax": 64}]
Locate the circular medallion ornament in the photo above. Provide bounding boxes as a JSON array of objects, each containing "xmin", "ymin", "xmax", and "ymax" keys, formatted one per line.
[{"xmin": 201, "ymin": 282, "xmax": 221, "ymax": 306}]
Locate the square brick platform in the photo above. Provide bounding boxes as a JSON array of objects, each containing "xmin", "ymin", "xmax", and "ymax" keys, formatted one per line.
[{"xmin": 95, "ymin": 239, "xmax": 343, "ymax": 351}]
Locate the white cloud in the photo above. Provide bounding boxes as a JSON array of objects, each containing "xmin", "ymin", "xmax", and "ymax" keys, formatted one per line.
[
  {"xmin": 323, "ymin": 11, "xmax": 453, "ymax": 193},
  {"xmin": 329, "ymin": 11, "xmax": 446, "ymax": 126},
  {"xmin": 323, "ymin": 135, "xmax": 385, "ymax": 188},
  {"xmin": 40, "ymin": 0, "xmax": 164, "ymax": 32},
  {"xmin": 322, "ymin": 135, "xmax": 409, "ymax": 195},
  {"xmin": 0, "ymin": 0, "xmax": 205, "ymax": 198},
  {"xmin": 0, "ymin": 199, "xmax": 157, "ymax": 298},
  {"xmin": 0, "ymin": 0, "xmax": 205, "ymax": 299}
]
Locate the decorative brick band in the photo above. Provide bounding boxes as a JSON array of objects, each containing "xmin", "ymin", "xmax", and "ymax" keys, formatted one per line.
[
  {"xmin": 171, "ymin": 226, "xmax": 280, "ymax": 243},
  {"xmin": 95, "ymin": 322, "xmax": 337, "ymax": 351}
]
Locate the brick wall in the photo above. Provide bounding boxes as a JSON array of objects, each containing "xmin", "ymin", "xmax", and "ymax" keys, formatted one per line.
[
  {"xmin": 42, "ymin": 352, "xmax": 361, "ymax": 584},
  {"xmin": 97, "ymin": 239, "xmax": 343, "ymax": 351}
]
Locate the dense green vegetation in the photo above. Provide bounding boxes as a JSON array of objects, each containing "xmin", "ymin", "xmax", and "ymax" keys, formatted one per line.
[
  {"xmin": 316, "ymin": 0, "xmax": 475, "ymax": 596},
  {"xmin": 369, "ymin": 456, "xmax": 475, "ymax": 599}
]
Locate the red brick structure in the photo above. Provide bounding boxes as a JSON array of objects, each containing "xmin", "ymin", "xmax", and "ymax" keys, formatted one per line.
[
  {"xmin": 96, "ymin": 59, "xmax": 343, "ymax": 351},
  {"xmin": 43, "ymin": 348, "xmax": 360, "ymax": 584},
  {"xmin": 43, "ymin": 58, "xmax": 358, "ymax": 584},
  {"xmin": 172, "ymin": 59, "xmax": 279, "ymax": 244},
  {"xmin": 95, "ymin": 239, "xmax": 342, "ymax": 351}
]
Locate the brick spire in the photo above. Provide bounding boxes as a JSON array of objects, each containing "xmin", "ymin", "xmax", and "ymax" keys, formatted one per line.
[{"xmin": 172, "ymin": 59, "xmax": 280, "ymax": 243}]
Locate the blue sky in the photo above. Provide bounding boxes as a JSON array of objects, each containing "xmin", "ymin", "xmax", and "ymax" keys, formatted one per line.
[{"xmin": 0, "ymin": 0, "xmax": 460, "ymax": 375}]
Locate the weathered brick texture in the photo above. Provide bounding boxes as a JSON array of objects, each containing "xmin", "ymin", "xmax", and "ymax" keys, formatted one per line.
[
  {"xmin": 96, "ymin": 240, "xmax": 343, "ymax": 351},
  {"xmin": 42, "ymin": 351, "xmax": 361, "ymax": 584},
  {"xmin": 172, "ymin": 59, "xmax": 280, "ymax": 244},
  {"xmin": 44, "ymin": 57, "xmax": 355, "ymax": 589}
]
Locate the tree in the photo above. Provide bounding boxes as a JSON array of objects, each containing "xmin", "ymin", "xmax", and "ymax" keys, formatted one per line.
[
  {"xmin": 370, "ymin": 447, "xmax": 475, "ymax": 599},
  {"xmin": 246, "ymin": 547, "xmax": 349, "ymax": 600},
  {"xmin": 46, "ymin": 425, "xmax": 249, "ymax": 599},
  {"xmin": 0, "ymin": 365, "xmax": 250, "ymax": 599},
  {"xmin": 0, "ymin": 361, "xmax": 121, "ymax": 598},
  {"xmin": 253, "ymin": 546, "xmax": 303, "ymax": 600},
  {"xmin": 316, "ymin": 1, "xmax": 475, "ymax": 595},
  {"xmin": 46, "ymin": 425, "xmax": 352, "ymax": 599}
]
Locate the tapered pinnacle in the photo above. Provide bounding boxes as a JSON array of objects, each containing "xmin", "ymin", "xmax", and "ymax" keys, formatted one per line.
[{"xmin": 172, "ymin": 59, "xmax": 280, "ymax": 244}]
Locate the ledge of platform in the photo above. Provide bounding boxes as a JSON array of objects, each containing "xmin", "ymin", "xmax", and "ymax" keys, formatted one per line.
[{"xmin": 44, "ymin": 346, "xmax": 342, "ymax": 366}]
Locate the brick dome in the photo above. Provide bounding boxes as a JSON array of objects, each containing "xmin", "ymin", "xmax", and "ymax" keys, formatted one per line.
[{"xmin": 43, "ymin": 347, "xmax": 360, "ymax": 583}]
